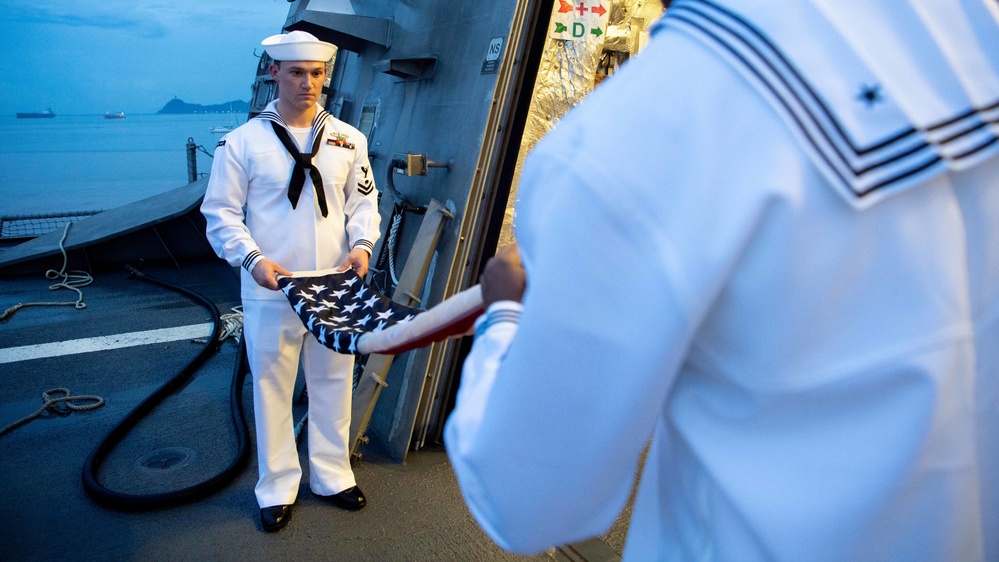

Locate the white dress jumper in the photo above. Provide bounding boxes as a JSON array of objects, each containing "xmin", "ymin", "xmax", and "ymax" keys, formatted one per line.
[
  {"xmin": 446, "ymin": 1, "xmax": 999, "ymax": 560},
  {"xmin": 201, "ymin": 100, "xmax": 380, "ymax": 508}
]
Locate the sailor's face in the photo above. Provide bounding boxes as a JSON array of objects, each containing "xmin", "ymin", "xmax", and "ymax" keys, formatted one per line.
[{"xmin": 271, "ymin": 61, "xmax": 327, "ymax": 111}]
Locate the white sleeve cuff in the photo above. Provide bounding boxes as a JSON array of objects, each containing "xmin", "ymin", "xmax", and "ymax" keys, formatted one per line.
[
  {"xmin": 473, "ymin": 301, "xmax": 523, "ymax": 337},
  {"xmin": 242, "ymin": 250, "xmax": 265, "ymax": 272}
]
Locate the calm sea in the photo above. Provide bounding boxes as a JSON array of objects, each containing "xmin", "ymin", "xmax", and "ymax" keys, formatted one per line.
[{"xmin": 0, "ymin": 113, "xmax": 245, "ymax": 216}]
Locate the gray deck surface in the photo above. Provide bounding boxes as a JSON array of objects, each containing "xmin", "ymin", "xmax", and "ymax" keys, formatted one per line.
[{"xmin": 0, "ymin": 258, "xmax": 632, "ymax": 561}]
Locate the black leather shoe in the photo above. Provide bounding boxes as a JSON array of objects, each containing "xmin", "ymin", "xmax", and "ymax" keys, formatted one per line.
[
  {"xmin": 260, "ymin": 504, "xmax": 292, "ymax": 532},
  {"xmin": 315, "ymin": 486, "xmax": 367, "ymax": 510}
]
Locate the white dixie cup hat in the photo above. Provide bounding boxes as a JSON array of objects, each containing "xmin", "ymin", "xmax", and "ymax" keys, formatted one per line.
[{"xmin": 261, "ymin": 30, "xmax": 336, "ymax": 62}]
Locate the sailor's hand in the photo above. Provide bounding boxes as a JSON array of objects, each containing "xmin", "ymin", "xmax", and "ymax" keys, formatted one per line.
[
  {"xmin": 251, "ymin": 258, "xmax": 292, "ymax": 290},
  {"xmin": 337, "ymin": 248, "xmax": 371, "ymax": 277},
  {"xmin": 480, "ymin": 244, "xmax": 526, "ymax": 306}
]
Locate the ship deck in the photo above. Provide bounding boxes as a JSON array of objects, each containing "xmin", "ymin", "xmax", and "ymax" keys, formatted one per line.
[{"xmin": 0, "ymin": 256, "xmax": 631, "ymax": 561}]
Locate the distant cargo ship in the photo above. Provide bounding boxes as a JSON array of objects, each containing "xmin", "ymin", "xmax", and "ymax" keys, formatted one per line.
[
  {"xmin": 104, "ymin": 111, "xmax": 126, "ymax": 120},
  {"xmin": 16, "ymin": 108, "xmax": 55, "ymax": 119}
]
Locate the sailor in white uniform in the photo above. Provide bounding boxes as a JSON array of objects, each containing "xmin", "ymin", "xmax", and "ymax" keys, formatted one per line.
[
  {"xmin": 201, "ymin": 31, "xmax": 380, "ymax": 532},
  {"xmin": 446, "ymin": 1, "xmax": 999, "ymax": 560}
]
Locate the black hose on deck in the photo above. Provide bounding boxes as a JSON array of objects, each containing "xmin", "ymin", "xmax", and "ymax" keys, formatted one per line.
[{"xmin": 82, "ymin": 265, "xmax": 251, "ymax": 510}]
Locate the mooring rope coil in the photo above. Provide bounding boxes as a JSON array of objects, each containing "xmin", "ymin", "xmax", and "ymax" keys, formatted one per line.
[
  {"xmin": 0, "ymin": 388, "xmax": 105, "ymax": 437},
  {"xmin": 218, "ymin": 306, "xmax": 244, "ymax": 343},
  {"xmin": 0, "ymin": 222, "xmax": 93, "ymax": 321},
  {"xmin": 193, "ymin": 305, "xmax": 243, "ymax": 345}
]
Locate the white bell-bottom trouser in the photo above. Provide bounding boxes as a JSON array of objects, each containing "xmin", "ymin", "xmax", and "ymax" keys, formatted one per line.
[{"xmin": 242, "ymin": 298, "xmax": 356, "ymax": 509}]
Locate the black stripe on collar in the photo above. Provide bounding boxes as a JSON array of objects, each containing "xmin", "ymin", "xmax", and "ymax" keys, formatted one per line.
[
  {"xmin": 661, "ymin": 0, "xmax": 999, "ymax": 203},
  {"xmin": 257, "ymin": 107, "xmax": 331, "ymax": 145}
]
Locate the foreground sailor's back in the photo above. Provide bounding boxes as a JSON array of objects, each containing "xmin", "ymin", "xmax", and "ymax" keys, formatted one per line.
[{"xmin": 445, "ymin": 1, "xmax": 999, "ymax": 560}]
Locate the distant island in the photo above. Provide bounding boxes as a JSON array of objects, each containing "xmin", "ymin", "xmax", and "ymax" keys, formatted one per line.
[{"xmin": 156, "ymin": 98, "xmax": 250, "ymax": 114}]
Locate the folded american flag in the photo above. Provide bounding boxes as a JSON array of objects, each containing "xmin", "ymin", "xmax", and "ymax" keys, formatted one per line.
[{"xmin": 277, "ymin": 268, "xmax": 484, "ymax": 355}]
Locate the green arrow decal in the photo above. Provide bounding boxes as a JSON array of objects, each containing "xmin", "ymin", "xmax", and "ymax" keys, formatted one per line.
[{"xmin": 555, "ymin": 22, "xmax": 567, "ymax": 33}]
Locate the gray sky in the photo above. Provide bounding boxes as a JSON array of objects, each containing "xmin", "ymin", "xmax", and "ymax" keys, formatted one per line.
[{"xmin": 0, "ymin": 0, "xmax": 292, "ymax": 115}]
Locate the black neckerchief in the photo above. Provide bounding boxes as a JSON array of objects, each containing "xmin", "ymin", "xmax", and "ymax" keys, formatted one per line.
[{"xmin": 268, "ymin": 119, "xmax": 329, "ymax": 217}]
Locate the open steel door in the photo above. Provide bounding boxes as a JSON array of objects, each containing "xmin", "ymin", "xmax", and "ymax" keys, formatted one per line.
[{"xmin": 267, "ymin": 0, "xmax": 663, "ymax": 462}]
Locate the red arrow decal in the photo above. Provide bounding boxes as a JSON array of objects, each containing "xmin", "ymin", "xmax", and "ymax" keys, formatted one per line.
[
  {"xmin": 558, "ymin": 0, "xmax": 573, "ymax": 13},
  {"xmin": 591, "ymin": 4, "xmax": 607, "ymax": 17}
]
